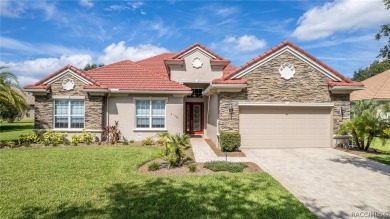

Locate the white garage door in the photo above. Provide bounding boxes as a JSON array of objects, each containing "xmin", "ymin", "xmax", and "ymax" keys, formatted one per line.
[{"xmin": 239, "ymin": 106, "xmax": 332, "ymax": 148}]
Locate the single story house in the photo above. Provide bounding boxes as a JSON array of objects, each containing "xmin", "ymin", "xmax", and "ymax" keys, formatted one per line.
[
  {"xmin": 13, "ymin": 88, "xmax": 35, "ymax": 120},
  {"xmin": 24, "ymin": 40, "xmax": 364, "ymax": 148},
  {"xmin": 350, "ymin": 69, "xmax": 390, "ymax": 119}
]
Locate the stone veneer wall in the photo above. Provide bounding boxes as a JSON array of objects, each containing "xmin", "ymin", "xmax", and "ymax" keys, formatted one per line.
[
  {"xmin": 34, "ymin": 73, "xmax": 103, "ymax": 130},
  {"xmin": 219, "ymin": 51, "xmax": 350, "ymax": 134}
]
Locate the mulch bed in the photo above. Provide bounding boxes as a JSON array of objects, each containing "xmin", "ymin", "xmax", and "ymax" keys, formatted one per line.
[
  {"xmin": 204, "ymin": 139, "xmax": 246, "ymax": 157},
  {"xmin": 138, "ymin": 159, "xmax": 262, "ymax": 176}
]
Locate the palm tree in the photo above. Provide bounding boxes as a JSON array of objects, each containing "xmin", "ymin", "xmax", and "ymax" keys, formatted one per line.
[
  {"xmin": 165, "ymin": 133, "xmax": 191, "ymax": 168},
  {"xmin": 339, "ymin": 100, "xmax": 389, "ymax": 151},
  {"xmin": 0, "ymin": 67, "xmax": 28, "ymax": 122}
]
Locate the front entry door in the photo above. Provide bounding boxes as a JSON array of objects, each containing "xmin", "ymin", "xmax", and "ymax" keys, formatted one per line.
[{"xmin": 186, "ymin": 103, "xmax": 203, "ymax": 135}]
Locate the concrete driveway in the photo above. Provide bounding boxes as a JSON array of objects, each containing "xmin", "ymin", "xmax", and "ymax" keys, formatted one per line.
[{"xmin": 242, "ymin": 148, "xmax": 390, "ymax": 219}]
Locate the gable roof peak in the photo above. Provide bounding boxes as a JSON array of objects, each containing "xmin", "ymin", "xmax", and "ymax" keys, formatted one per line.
[{"xmin": 171, "ymin": 42, "xmax": 225, "ymax": 60}]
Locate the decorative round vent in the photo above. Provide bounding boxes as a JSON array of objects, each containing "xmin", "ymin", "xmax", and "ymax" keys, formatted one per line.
[
  {"xmin": 192, "ymin": 57, "xmax": 203, "ymax": 69},
  {"xmin": 62, "ymin": 78, "xmax": 75, "ymax": 91},
  {"xmin": 279, "ymin": 62, "xmax": 295, "ymax": 80}
]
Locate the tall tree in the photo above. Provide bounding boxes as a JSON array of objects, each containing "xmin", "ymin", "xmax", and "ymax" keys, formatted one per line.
[
  {"xmin": 83, "ymin": 63, "xmax": 104, "ymax": 71},
  {"xmin": 351, "ymin": 59, "xmax": 390, "ymax": 81},
  {"xmin": 0, "ymin": 67, "xmax": 28, "ymax": 122},
  {"xmin": 376, "ymin": 0, "xmax": 390, "ymax": 59}
]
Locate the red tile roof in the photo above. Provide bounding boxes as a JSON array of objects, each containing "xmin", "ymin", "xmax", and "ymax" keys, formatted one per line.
[
  {"xmin": 84, "ymin": 60, "xmax": 190, "ymax": 91},
  {"xmin": 24, "ymin": 41, "xmax": 362, "ymax": 90},
  {"xmin": 136, "ymin": 53, "xmax": 176, "ymax": 79},
  {"xmin": 218, "ymin": 40, "xmax": 363, "ymax": 87},
  {"xmin": 23, "ymin": 65, "xmax": 100, "ymax": 89},
  {"xmin": 171, "ymin": 42, "xmax": 227, "ymax": 60},
  {"xmin": 24, "ymin": 60, "xmax": 191, "ymax": 91},
  {"xmin": 212, "ymin": 64, "xmax": 246, "ymax": 84}
]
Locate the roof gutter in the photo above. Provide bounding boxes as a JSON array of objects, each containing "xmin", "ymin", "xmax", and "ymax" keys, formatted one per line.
[
  {"xmin": 203, "ymin": 84, "xmax": 247, "ymax": 96},
  {"xmin": 330, "ymin": 86, "xmax": 365, "ymax": 94},
  {"xmin": 23, "ymin": 88, "xmax": 50, "ymax": 95},
  {"xmin": 83, "ymin": 88, "xmax": 192, "ymax": 96},
  {"xmin": 238, "ymin": 102, "xmax": 334, "ymax": 107}
]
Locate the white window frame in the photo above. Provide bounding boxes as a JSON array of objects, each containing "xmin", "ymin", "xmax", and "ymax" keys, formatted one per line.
[
  {"xmin": 134, "ymin": 97, "xmax": 167, "ymax": 130},
  {"xmin": 53, "ymin": 99, "xmax": 85, "ymax": 130}
]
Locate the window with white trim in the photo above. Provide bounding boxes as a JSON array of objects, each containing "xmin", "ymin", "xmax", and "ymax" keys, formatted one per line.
[
  {"xmin": 54, "ymin": 100, "xmax": 85, "ymax": 129},
  {"xmin": 136, "ymin": 100, "xmax": 166, "ymax": 128}
]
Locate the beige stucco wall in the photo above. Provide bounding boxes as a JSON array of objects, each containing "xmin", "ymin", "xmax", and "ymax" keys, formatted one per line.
[
  {"xmin": 170, "ymin": 50, "xmax": 223, "ymax": 83},
  {"xmin": 218, "ymin": 50, "xmax": 350, "ymax": 136},
  {"xmin": 205, "ymin": 94, "xmax": 219, "ymax": 144},
  {"xmin": 107, "ymin": 95, "xmax": 184, "ymax": 141}
]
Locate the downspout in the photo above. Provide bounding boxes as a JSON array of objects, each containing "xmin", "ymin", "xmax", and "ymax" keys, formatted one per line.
[
  {"xmin": 106, "ymin": 93, "xmax": 110, "ymax": 127},
  {"xmin": 206, "ymin": 95, "xmax": 210, "ymax": 136}
]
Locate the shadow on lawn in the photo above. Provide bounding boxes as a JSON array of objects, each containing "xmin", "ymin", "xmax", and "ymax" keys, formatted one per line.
[
  {"xmin": 17, "ymin": 176, "xmax": 314, "ymax": 218},
  {"xmin": 0, "ymin": 124, "xmax": 33, "ymax": 133}
]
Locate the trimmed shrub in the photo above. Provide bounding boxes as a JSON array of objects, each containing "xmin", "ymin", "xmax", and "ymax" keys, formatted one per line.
[
  {"xmin": 19, "ymin": 133, "xmax": 40, "ymax": 146},
  {"xmin": 204, "ymin": 161, "xmax": 247, "ymax": 173},
  {"xmin": 70, "ymin": 135, "xmax": 80, "ymax": 146},
  {"xmin": 129, "ymin": 139, "xmax": 135, "ymax": 143},
  {"xmin": 220, "ymin": 132, "xmax": 241, "ymax": 152},
  {"xmin": 79, "ymin": 129, "xmax": 95, "ymax": 145},
  {"xmin": 188, "ymin": 163, "xmax": 197, "ymax": 172},
  {"xmin": 148, "ymin": 162, "xmax": 160, "ymax": 171},
  {"xmin": 42, "ymin": 130, "xmax": 67, "ymax": 146},
  {"xmin": 70, "ymin": 129, "xmax": 96, "ymax": 146},
  {"xmin": 0, "ymin": 140, "xmax": 18, "ymax": 148},
  {"xmin": 142, "ymin": 136, "xmax": 154, "ymax": 146},
  {"xmin": 383, "ymin": 128, "xmax": 390, "ymax": 138},
  {"xmin": 157, "ymin": 137, "xmax": 167, "ymax": 145}
]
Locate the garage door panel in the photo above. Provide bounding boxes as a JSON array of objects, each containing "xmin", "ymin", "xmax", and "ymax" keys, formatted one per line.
[{"xmin": 239, "ymin": 106, "xmax": 331, "ymax": 148}]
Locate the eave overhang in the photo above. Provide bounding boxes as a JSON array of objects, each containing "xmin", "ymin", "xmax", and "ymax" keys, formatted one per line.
[
  {"xmin": 23, "ymin": 88, "xmax": 50, "ymax": 95},
  {"xmin": 330, "ymin": 86, "xmax": 365, "ymax": 94},
  {"xmin": 203, "ymin": 84, "xmax": 247, "ymax": 96},
  {"xmin": 238, "ymin": 102, "xmax": 335, "ymax": 107}
]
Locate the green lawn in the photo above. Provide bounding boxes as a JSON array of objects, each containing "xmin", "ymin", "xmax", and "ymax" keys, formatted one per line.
[
  {"xmin": 0, "ymin": 146, "xmax": 315, "ymax": 218},
  {"xmin": 0, "ymin": 120, "xmax": 34, "ymax": 141},
  {"xmin": 366, "ymin": 137, "xmax": 390, "ymax": 165},
  {"xmin": 370, "ymin": 137, "xmax": 390, "ymax": 152}
]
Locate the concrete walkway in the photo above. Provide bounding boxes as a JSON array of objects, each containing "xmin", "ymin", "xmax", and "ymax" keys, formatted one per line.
[
  {"xmin": 190, "ymin": 138, "xmax": 390, "ymax": 219},
  {"xmin": 190, "ymin": 138, "xmax": 248, "ymax": 163}
]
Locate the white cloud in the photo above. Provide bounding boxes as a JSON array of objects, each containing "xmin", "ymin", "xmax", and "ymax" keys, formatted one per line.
[
  {"xmin": 105, "ymin": 5, "xmax": 130, "ymax": 11},
  {"xmin": 0, "ymin": 0, "xmax": 27, "ymax": 17},
  {"xmin": 1, "ymin": 54, "xmax": 92, "ymax": 86},
  {"xmin": 223, "ymin": 35, "xmax": 267, "ymax": 52},
  {"xmin": 216, "ymin": 6, "xmax": 239, "ymax": 17},
  {"xmin": 0, "ymin": 36, "xmax": 37, "ymax": 53},
  {"xmin": 79, "ymin": 0, "xmax": 94, "ymax": 8},
  {"xmin": 128, "ymin": 2, "xmax": 143, "ymax": 9},
  {"xmin": 293, "ymin": 0, "xmax": 390, "ymax": 41},
  {"xmin": 98, "ymin": 41, "xmax": 169, "ymax": 64},
  {"xmin": 0, "ymin": 36, "xmax": 91, "ymax": 56}
]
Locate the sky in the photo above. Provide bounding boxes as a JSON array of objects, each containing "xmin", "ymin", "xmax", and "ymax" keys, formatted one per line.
[{"xmin": 0, "ymin": 0, "xmax": 389, "ymax": 86}]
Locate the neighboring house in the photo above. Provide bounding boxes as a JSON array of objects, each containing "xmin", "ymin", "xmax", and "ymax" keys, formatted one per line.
[
  {"xmin": 24, "ymin": 41, "xmax": 364, "ymax": 148},
  {"xmin": 350, "ymin": 69, "xmax": 390, "ymax": 119},
  {"xmin": 13, "ymin": 88, "xmax": 35, "ymax": 120},
  {"xmin": 23, "ymin": 93, "xmax": 35, "ymax": 120}
]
